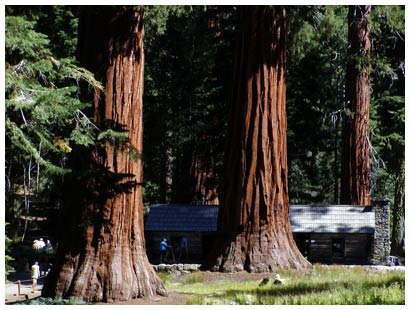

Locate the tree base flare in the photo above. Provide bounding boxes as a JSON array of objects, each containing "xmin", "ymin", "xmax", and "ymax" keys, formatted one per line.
[
  {"xmin": 210, "ymin": 233, "xmax": 311, "ymax": 273},
  {"xmin": 42, "ymin": 250, "xmax": 167, "ymax": 302}
]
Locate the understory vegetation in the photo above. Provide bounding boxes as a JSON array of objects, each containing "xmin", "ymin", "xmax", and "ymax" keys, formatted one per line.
[
  {"xmin": 14, "ymin": 265, "xmax": 404, "ymax": 305},
  {"xmin": 167, "ymin": 266, "xmax": 404, "ymax": 305}
]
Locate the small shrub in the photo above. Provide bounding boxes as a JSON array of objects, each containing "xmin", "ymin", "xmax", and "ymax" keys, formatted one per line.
[{"xmin": 20, "ymin": 297, "xmax": 88, "ymax": 305}]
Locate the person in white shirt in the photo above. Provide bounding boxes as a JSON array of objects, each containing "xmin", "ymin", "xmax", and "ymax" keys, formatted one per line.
[{"xmin": 31, "ymin": 262, "xmax": 40, "ymax": 292}]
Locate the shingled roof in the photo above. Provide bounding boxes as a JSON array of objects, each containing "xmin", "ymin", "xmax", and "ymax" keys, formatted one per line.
[
  {"xmin": 145, "ymin": 204, "xmax": 375, "ymax": 234},
  {"xmin": 289, "ymin": 205, "xmax": 375, "ymax": 234},
  {"xmin": 145, "ymin": 204, "xmax": 219, "ymax": 232}
]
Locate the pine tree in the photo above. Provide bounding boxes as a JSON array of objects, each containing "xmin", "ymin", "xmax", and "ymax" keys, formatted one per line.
[
  {"xmin": 369, "ymin": 5, "xmax": 405, "ymax": 256},
  {"xmin": 5, "ymin": 14, "xmax": 101, "ymax": 239},
  {"xmin": 286, "ymin": 6, "xmax": 348, "ymax": 204}
]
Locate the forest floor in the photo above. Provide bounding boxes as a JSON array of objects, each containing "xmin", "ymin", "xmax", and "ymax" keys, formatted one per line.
[
  {"xmin": 112, "ymin": 265, "xmax": 405, "ymax": 305},
  {"xmin": 5, "ymin": 272, "xmax": 44, "ymax": 304},
  {"xmin": 6, "ymin": 265, "xmax": 404, "ymax": 305}
]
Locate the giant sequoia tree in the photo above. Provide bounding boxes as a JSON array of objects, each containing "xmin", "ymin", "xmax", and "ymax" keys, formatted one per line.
[
  {"xmin": 42, "ymin": 6, "xmax": 166, "ymax": 301},
  {"xmin": 209, "ymin": 6, "xmax": 311, "ymax": 273},
  {"xmin": 340, "ymin": 5, "xmax": 372, "ymax": 206}
]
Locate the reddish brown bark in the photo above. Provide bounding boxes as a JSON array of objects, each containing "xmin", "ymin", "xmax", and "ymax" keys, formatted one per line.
[
  {"xmin": 341, "ymin": 5, "xmax": 372, "ymax": 206},
  {"xmin": 208, "ymin": 6, "xmax": 311, "ymax": 273},
  {"xmin": 191, "ymin": 151, "xmax": 220, "ymax": 205},
  {"xmin": 42, "ymin": 6, "xmax": 166, "ymax": 301}
]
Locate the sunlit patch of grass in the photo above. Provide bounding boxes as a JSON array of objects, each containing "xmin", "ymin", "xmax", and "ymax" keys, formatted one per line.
[
  {"xmin": 167, "ymin": 265, "xmax": 404, "ymax": 305},
  {"xmin": 182, "ymin": 272, "xmax": 204, "ymax": 284},
  {"xmin": 156, "ymin": 271, "xmax": 175, "ymax": 286},
  {"xmin": 185, "ymin": 295, "xmax": 206, "ymax": 305}
]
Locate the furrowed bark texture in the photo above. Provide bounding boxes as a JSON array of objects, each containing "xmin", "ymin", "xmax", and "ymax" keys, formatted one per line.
[
  {"xmin": 209, "ymin": 6, "xmax": 311, "ymax": 273},
  {"xmin": 192, "ymin": 151, "xmax": 220, "ymax": 205},
  {"xmin": 341, "ymin": 5, "xmax": 372, "ymax": 206},
  {"xmin": 42, "ymin": 6, "xmax": 166, "ymax": 302}
]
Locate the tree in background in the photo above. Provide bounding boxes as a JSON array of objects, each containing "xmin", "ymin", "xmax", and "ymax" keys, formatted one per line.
[
  {"xmin": 41, "ymin": 6, "xmax": 166, "ymax": 301},
  {"xmin": 5, "ymin": 9, "xmax": 101, "ymax": 241},
  {"xmin": 143, "ymin": 6, "xmax": 235, "ymax": 204},
  {"xmin": 209, "ymin": 6, "xmax": 311, "ymax": 272},
  {"xmin": 369, "ymin": 6, "xmax": 405, "ymax": 256},
  {"xmin": 286, "ymin": 6, "xmax": 348, "ymax": 204},
  {"xmin": 340, "ymin": 5, "xmax": 372, "ymax": 206}
]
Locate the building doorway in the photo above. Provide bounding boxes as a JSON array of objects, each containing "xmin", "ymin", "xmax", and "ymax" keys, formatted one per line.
[{"xmin": 294, "ymin": 233, "xmax": 310, "ymax": 259}]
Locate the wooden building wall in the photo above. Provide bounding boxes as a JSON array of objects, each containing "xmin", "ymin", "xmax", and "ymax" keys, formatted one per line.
[
  {"xmin": 294, "ymin": 233, "xmax": 373, "ymax": 265},
  {"xmin": 145, "ymin": 231, "xmax": 373, "ymax": 265},
  {"xmin": 145, "ymin": 231, "xmax": 215, "ymax": 264}
]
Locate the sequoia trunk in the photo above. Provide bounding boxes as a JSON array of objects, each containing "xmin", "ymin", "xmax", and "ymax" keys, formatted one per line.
[
  {"xmin": 191, "ymin": 151, "xmax": 220, "ymax": 205},
  {"xmin": 209, "ymin": 6, "xmax": 310, "ymax": 273},
  {"xmin": 42, "ymin": 6, "xmax": 166, "ymax": 301},
  {"xmin": 341, "ymin": 5, "xmax": 372, "ymax": 206}
]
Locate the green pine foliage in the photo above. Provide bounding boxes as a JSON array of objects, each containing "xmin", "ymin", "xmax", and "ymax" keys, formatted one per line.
[
  {"xmin": 287, "ymin": 6, "xmax": 348, "ymax": 204},
  {"xmin": 5, "ymin": 224, "xmax": 15, "ymax": 277},
  {"xmin": 369, "ymin": 6, "xmax": 405, "ymax": 200},
  {"xmin": 5, "ymin": 12, "xmax": 102, "ymax": 240},
  {"xmin": 6, "ymin": 15, "xmax": 102, "ymax": 175},
  {"xmin": 286, "ymin": 5, "xmax": 404, "ymax": 205}
]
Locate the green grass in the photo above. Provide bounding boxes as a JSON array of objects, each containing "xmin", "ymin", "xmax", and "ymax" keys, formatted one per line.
[
  {"xmin": 168, "ymin": 265, "xmax": 405, "ymax": 305},
  {"xmin": 157, "ymin": 271, "xmax": 174, "ymax": 285},
  {"xmin": 182, "ymin": 272, "xmax": 204, "ymax": 284}
]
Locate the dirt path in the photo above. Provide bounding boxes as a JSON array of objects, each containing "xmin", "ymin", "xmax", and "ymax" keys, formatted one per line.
[{"xmin": 5, "ymin": 282, "xmax": 42, "ymax": 304}]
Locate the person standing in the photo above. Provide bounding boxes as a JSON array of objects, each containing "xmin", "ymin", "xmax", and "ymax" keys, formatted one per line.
[
  {"xmin": 179, "ymin": 235, "xmax": 188, "ymax": 260},
  {"xmin": 45, "ymin": 240, "xmax": 53, "ymax": 251},
  {"xmin": 31, "ymin": 261, "xmax": 40, "ymax": 293},
  {"xmin": 159, "ymin": 238, "xmax": 168, "ymax": 263}
]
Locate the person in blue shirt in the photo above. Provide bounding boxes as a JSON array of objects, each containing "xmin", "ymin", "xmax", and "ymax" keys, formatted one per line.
[{"xmin": 159, "ymin": 238, "xmax": 168, "ymax": 263}]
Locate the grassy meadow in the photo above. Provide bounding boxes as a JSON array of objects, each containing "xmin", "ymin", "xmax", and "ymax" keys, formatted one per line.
[{"xmin": 161, "ymin": 265, "xmax": 405, "ymax": 305}]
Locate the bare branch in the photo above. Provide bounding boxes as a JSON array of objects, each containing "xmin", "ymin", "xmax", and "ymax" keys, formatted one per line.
[
  {"xmin": 37, "ymin": 141, "xmax": 42, "ymax": 194},
  {"xmin": 76, "ymin": 109, "xmax": 100, "ymax": 131},
  {"xmin": 12, "ymin": 59, "xmax": 27, "ymax": 76},
  {"xmin": 20, "ymin": 108, "xmax": 28, "ymax": 125}
]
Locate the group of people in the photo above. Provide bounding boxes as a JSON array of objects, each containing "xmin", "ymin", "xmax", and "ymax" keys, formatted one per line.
[
  {"xmin": 32, "ymin": 238, "xmax": 53, "ymax": 252},
  {"xmin": 159, "ymin": 236, "xmax": 188, "ymax": 263},
  {"xmin": 30, "ymin": 239, "xmax": 54, "ymax": 292}
]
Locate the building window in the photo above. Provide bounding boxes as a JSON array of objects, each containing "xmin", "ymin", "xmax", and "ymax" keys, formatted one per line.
[{"xmin": 332, "ymin": 238, "xmax": 345, "ymax": 258}]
